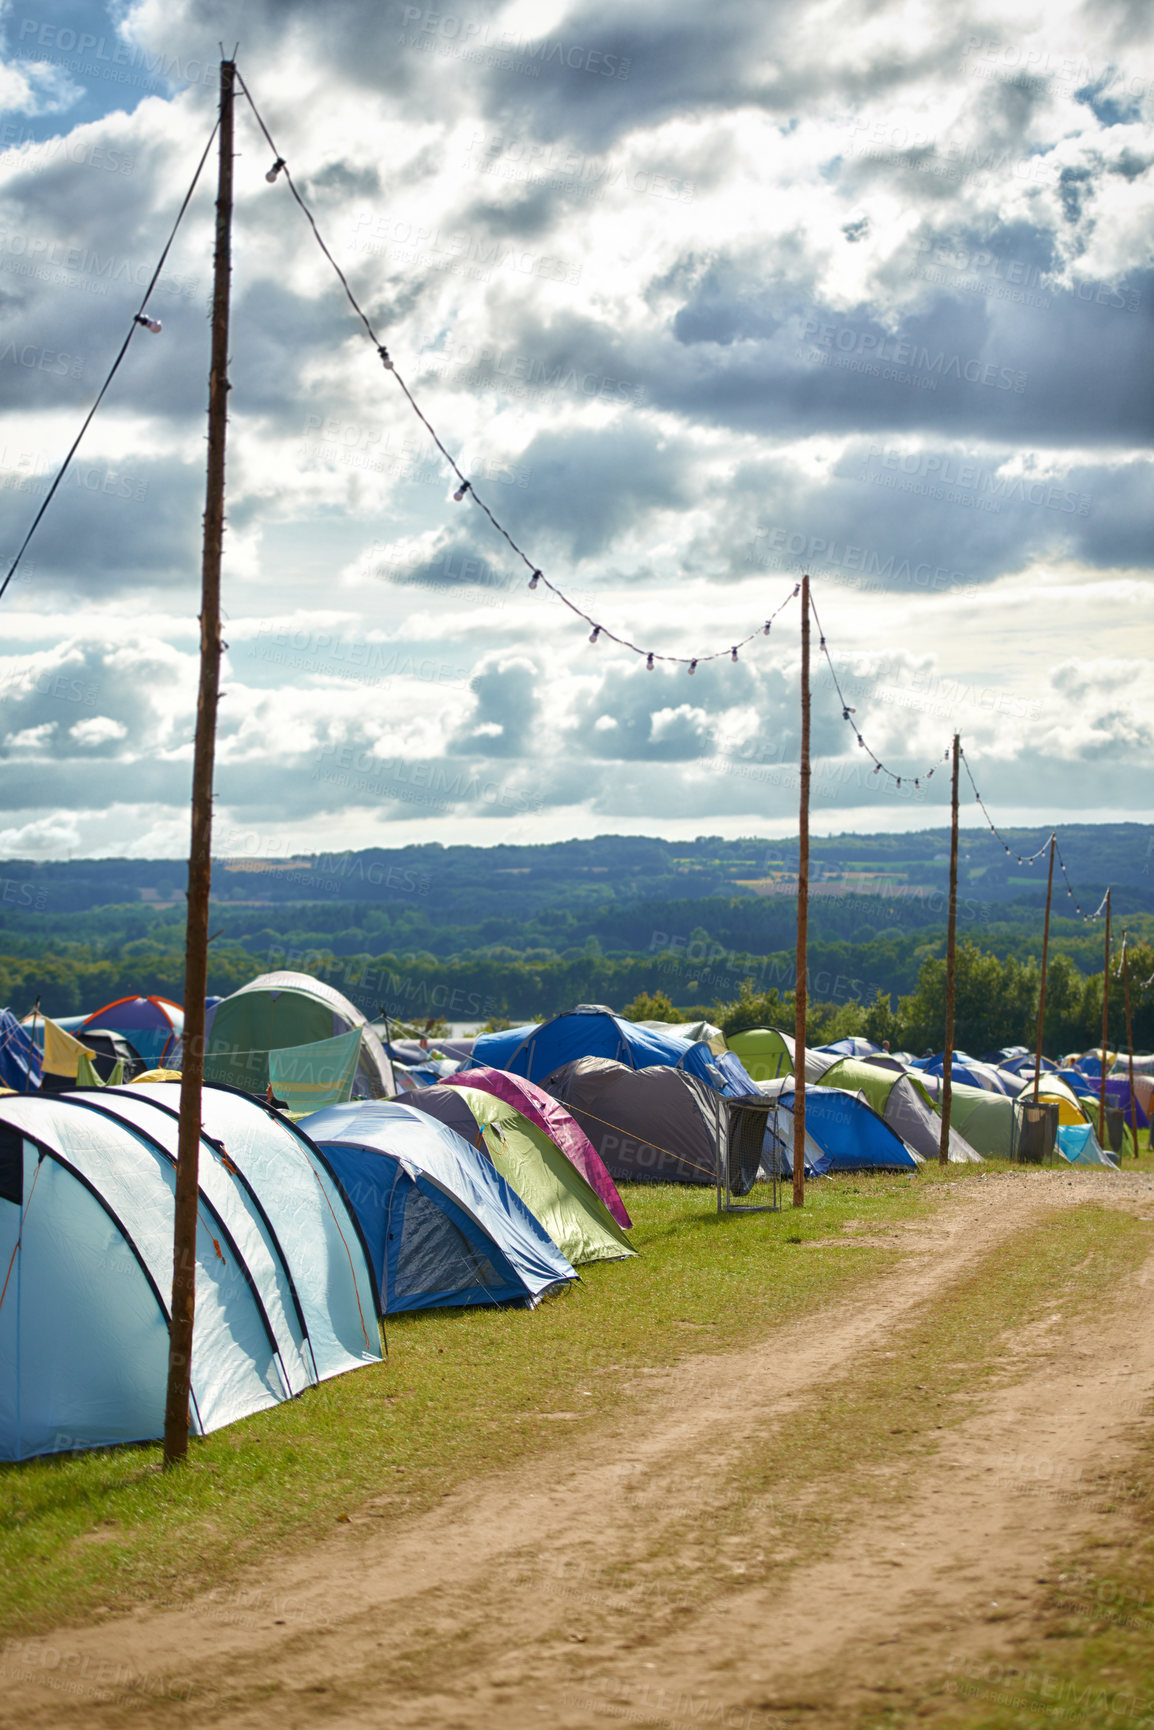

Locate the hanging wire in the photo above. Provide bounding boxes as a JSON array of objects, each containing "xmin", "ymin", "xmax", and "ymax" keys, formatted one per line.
[
  {"xmin": 234, "ymin": 68, "xmax": 801, "ymax": 668},
  {"xmin": 808, "ymin": 588, "xmax": 947, "ymax": 790},
  {"xmin": 0, "ymin": 115, "xmax": 222, "ymax": 606},
  {"xmin": 958, "ymin": 749, "xmax": 1054, "ymax": 867}
]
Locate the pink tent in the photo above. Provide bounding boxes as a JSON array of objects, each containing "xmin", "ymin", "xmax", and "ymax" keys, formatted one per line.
[{"xmin": 449, "ymin": 1064, "xmax": 632, "ymax": 1229}]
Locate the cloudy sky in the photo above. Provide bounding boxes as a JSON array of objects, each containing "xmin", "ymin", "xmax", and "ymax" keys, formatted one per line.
[{"xmin": 0, "ymin": 0, "xmax": 1151, "ymax": 861}]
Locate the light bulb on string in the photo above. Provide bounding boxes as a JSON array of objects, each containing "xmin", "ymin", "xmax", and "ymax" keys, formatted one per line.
[
  {"xmin": 688, "ymin": 659, "xmax": 698, "ymax": 675},
  {"xmin": 589, "ymin": 626, "xmax": 601, "ymax": 645},
  {"xmin": 377, "ymin": 345, "xmax": 394, "ymax": 372},
  {"xmin": 646, "ymin": 653, "xmax": 655, "ymax": 670},
  {"xmin": 133, "ymin": 314, "xmax": 162, "ymax": 334},
  {"xmin": 763, "ymin": 621, "xmax": 772, "ymax": 635},
  {"xmin": 731, "ymin": 646, "xmax": 738, "ymax": 662},
  {"xmin": 265, "ymin": 158, "xmax": 286, "ymax": 183},
  {"xmin": 528, "ymin": 570, "xmax": 541, "ymax": 590},
  {"xmin": 453, "ymin": 481, "xmax": 470, "ymax": 502}
]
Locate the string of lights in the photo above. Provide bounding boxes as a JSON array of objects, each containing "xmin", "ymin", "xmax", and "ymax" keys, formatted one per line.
[
  {"xmin": 0, "ymin": 116, "xmax": 221, "ymax": 607},
  {"xmin": 958, "ymin": 749, "xmax": 1103, "ymax": 918},
  {"xmin": 807, "ymin": 589, "xmax": 948, "ymax": 790},
  {"xmin": 236, "ymin": 70, "xmax": 803, "ymax": 669},
  {"xmin": 958, "ymin": 749, "xmax": 1053, "ymax": 866}
]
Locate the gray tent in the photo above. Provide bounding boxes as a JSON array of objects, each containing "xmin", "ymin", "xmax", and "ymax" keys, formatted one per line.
[{"xmin": 544, "ymin": 1057, "xmax": 720, "ymax": 1185}]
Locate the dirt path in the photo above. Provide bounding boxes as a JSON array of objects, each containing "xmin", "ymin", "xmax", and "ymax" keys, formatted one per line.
[{"xmin": 7, "ymin": 1170, "xmax": 1154, "ymax": 1729}]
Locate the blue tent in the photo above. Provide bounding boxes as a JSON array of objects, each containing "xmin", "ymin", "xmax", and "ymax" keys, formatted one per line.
[
  {"xmin": 0, "ymin": 1009, "xmax": 41, "ymax": 1092},
  {"xmin": 0, "ymin": 1089, "xmax": 381, "ymax": 1461},
  {"xmin": 1057, "ymin": 1124, "xmax": 1118, "ymax": 1168},
  {"xmin": 814, "ymin": 1037, "xmax": 884, "ymax": 1058},
  {"xmin": 301, "ymin": 1100, "xmax": 577, "ymax": 1314},
  {"xmin": 471, "ymin": 1008, "xmax": 756, "ymax": 1096},
  {"xmin": 763, "ymin": 1084, "xmax": 920, "ymax": 1175}
]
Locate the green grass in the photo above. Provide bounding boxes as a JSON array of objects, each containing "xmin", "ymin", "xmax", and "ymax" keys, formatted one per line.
[{"xmin": 0, "ymin": 1171, "xmax": 934, "ymax": 1638}]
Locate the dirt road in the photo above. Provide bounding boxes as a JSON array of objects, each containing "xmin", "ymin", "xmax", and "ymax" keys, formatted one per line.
[{"xmin": 7, "ymin": 1170, "xmax": 1154, "ymax": 1728}]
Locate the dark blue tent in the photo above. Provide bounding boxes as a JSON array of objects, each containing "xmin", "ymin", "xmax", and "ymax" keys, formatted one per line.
[
  {"xmin": 301, "ymin": 1100, "xmax": 577, "ymax": 1314},
  {"xmin": 0, "ymin": 1010, "xmax": 41, "ymax": 1092},
  {"xmin": 764, "ymin": 1084, "xmax": 919, "ymax": 1175},
  {"xmin": 471, "ymin": 1008, "xmax": 756, "ymax": 1096}
]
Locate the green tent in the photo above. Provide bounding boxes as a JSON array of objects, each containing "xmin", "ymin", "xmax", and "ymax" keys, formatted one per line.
[
  {"xmin": 728, "ymin": 1027, "xmax": 795, "ymax": 1082},
  {"xmin": 819, "ymin": 1057, "xmax": 982, "ymax": 1162},
  {"xmin": 934, "ymin": 1081, "xmax": 1015, "ymax": 1157},
  {"xmin": 452, "ymin": 1084, "xmax": 636, "ymax": 1268},
  {"xmin": 727, "ymin": 1027, "xmax": 834, "ymax": 1084},
  {"xmin": 205, "ymin": 971, "xmax": 392, "ymax": 1099}
]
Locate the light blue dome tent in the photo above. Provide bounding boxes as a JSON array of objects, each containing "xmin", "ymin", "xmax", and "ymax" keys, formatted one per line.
[{"xmin": 0, "ymin": 1086, "xmax": 380, "ymax": 1462}]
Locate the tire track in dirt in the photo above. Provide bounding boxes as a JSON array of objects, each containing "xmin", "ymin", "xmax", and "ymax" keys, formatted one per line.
[{"xmin": 6, "ymin": 1172, "xmax": 1153, "ymax": 1729}]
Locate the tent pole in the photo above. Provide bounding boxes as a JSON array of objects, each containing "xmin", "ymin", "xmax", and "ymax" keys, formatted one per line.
[
  {"xmin": 1098, "ymin": 889, "xmax": 1111, "ymax": 1150},
  {"xmin": 24, "ymin": 996, "xmax": 39, "ymax": 1092},
  {"xmin": 938, "ymin": 734, "xmax": 960, "ymax": 1165},
  {"xmin": 1121, "ymin": 932, "xmax": 1138, "ymax": 1158},
  {"xmin": 1032, "ymin": 835, "xmax": 1056, "ymax": 1105},
  {"xmin": 165, "ymin": 57, "xmax": 234, "ymax": 1470},
  {"xmin": 793, "ymin": 574, "xmax": 810, "ymax": 1208}
]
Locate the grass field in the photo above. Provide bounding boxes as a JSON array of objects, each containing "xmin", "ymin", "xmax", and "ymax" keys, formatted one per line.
[
  {"xmin": 3, "ymin": 1165, "xmax": 938, "ymax": 1636},
  {"xmin": 4, "ymin": 1149, "xmax": 1154, "ymax": 1726}
]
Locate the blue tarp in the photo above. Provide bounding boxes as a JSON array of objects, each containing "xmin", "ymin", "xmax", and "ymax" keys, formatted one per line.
[
  {"xmin": 771, "ymin": 1086, "xmax": 919, "ymax": 1175},
  {"xmin": 471, "ymin": 1010, "xmax": 758, "ymax": 1096},
  {"xmin": 1057, "ymin": 1124, "xmax": 1118, "ymax": 1168},
  {"xmin": 0, "ymin": 1010, "xmax": 41, "ymax": 1092},
  {"xmin": 302, "ymin": 1099, "xmax": 577, "ymax": 1314}
]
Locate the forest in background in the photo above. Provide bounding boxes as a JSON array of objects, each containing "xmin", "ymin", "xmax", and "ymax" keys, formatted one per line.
[{"xmin": 0, "ymin": 823, "xmax": 1151, "ymax": 1053}]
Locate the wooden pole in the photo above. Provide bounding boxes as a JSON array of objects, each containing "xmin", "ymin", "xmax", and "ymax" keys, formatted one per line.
[
  {"xmin": 1032, "ymin": 835, "xmax": 1056, "ymax": 1105},
  {"xmin": 1098, "ymin": 888, "xmax": 1111, "ymax": 1150},
  {"xmin": 793, "ymin": 574, "xmax": 810, "ymax": 1208},
  {"xmin": 938, "ymin": 734, "xmax": 960, "ymax": 1165},
  {"xmin": 1121, "ymin": 933, "xmax": 1139, "ymax": 1159},
  {"xmin": 164, "ymin": 58, "xmax": 234, "ymax": 1469}
]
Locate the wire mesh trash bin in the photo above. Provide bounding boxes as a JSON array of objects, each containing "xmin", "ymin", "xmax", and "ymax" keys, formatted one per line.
[
  {"xmin": 1014, "ymin": 1100, "xmax": 1058, "ymax": 1164},
  {"xmin": 714, "ymin": 1093, "xmax": 781, "ymax": 1213},
  {"xmin": 1104, "ymin": 1106, "xmax": 1125, "ymax": 1155}
]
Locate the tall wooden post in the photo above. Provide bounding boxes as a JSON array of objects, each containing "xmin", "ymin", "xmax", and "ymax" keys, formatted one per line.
[
  {"xmin": 164, "ymin": 58, "xmax": 234, "ymax": 1469},
  {"xmin": 1098, "ymin": 889, "xmax": 1111, "ymax": 1150},
  {"xmin": 1032, "ymin": 835, "xmax": 1056, "ymax": 1105},
  {"xmin": 938, "ymin": 734, "xmax": 960, "ymax": 1165},
  {"xmin": 1121, "ymin": 934, "xmax": 1139, "ymax": 1159},
  {"xmin": 793, "ymin": 574, "xmax": 810, "ymax": 1207}
]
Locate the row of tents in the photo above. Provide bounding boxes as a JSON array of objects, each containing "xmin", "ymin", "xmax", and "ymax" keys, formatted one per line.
[{"xmin": 2, "ymin": 982, "xmax": 1144, "ymax": 1461}]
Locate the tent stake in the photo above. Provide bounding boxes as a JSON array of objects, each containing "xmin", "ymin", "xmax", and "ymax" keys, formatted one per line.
[
  {"xmin": 1099, "ymin": 889, "xmax": 1111, "ymax": 1151},
  {"xmin": 165, "ymin": 58, "xmax": 234, "ymax": 1470},
  {"xmin": 793, "ymin": 574, "xmax": 810, "ymax": 1208},
  {"xmin": 1032, "ymin": 835, "xmax": 1055, "ymax": 1106},
  {"xmin": 938, "ymin": 734, "xmax": 960, "ymax": 1165}
]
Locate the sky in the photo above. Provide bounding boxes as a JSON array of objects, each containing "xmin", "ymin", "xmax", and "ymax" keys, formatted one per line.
[{"xmin": 0, "ymin": 0, "xmax": 1151, "ymax": 862}]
